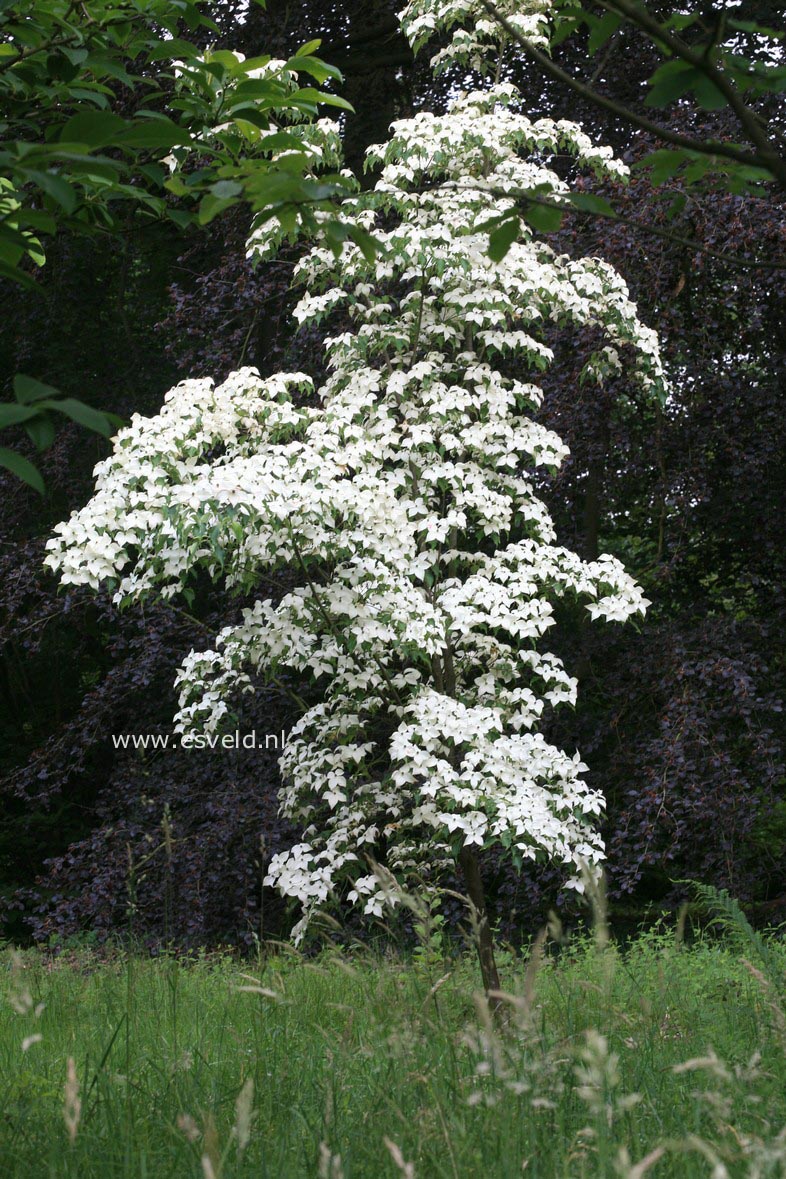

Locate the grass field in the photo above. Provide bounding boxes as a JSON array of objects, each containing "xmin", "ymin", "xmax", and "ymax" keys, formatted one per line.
[{"xmin": 2, "ymin": 910, "xmax": 786, "ymax": 1178}]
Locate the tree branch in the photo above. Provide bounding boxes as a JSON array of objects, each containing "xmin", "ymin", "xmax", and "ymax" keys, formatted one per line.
[
  {"xmin": 442, "ymin": 182, "xmax": 786, "ymax": 272},
  {"xmin": 595, "ymin": 0, "xmax": 786, "ymax": 187},
  {"xmin": 479, "ymin": 0, "xmax": 778, "ymax": 180}
]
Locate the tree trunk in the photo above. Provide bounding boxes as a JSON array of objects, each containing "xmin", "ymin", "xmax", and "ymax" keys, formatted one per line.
[
  {"xmin": 332, "ymin": 3, "xmax": 412, "ymax": 178},
  {"xmin": 458, "ymin": 845, "xmax": 503, "ymax": 1010}
]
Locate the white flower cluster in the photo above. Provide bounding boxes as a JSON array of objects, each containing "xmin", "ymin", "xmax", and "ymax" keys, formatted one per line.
[
  {"xmin": 245, "ymin": 118, "xmax": 351, "ymax": 261},
  {"xmin": 400, "ymin": 0, "xmax": 552, "ymax": 75},
  {"xmin": 47, "ymin": 0, "xmax": 666, "ymax": 940},
  {"xmin": 366, "ymin": 90, "xmax": 629, "ymax": 187}
]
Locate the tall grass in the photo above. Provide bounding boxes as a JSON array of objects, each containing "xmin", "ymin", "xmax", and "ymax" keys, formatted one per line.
[{"xmin": 2, "ymin": 907, "xmax": 786, "ymax": 1177}]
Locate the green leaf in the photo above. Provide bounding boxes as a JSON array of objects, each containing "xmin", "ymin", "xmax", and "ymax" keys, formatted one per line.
[
  {"xmin": 82, "ymin": 52, "xmax": 135, "ymax": 86},
  {"xmin": 291, "ymin": 87, "xmax": 354, "ymax": 112},
  {"xmin": 0, "ymin": 236, "xmax": 26, "ymax": 269},
  {"xmin": 522, "ymin": 201, "xmax": 564, "ymax": 233},
  {"xmin": 20, "ymin": 229, "xmax": 46, "ymax": 266},
  {"xmin": 0, "ymin": 403, "xmax": 39, "ymax": 427},
  {"xmin": 0, "ymin": 447, "xmax": 44, "ymax": 494},
  {"xmin": 221, "ymin": 107, "xmax": 272, "ymax": 131},
  {"xmin": 233, "ymin": 54, "xmax": 272, "ymax": 76},
  {"xmin": 636, "ymin": 148, "xmax": 687, "ymax": 184},
  {"xmin": 25, "ymin": 414, "xmax": 55, "ymax": 451},
  {"xmin": 197, "ymin": 193, "xmax": 237, "ymax": 225},
  {"xmin": 59, "ymin": 111, "xmax": 127, "ymax": 146},
  {"xmin": 488, "ymin": 216, "xmax": 520, "ymax": 262},
  {"xmin": 116, "ymin": 119, "xmax": 192, "ymax": 148},
  {"xmin": 65, "ymin": 87, "xmax": 113, "ymax": 111},
  {"xmin": 137, "ymin": 163, "xmax": 166, "ymax": 187},
  {"xmin": 226, "ymin": 78, "xmax": 280, "ymax": 105},
  {"xmin": 209, "ymin": 179, "xmax": 243, "ymax": 199},
  {"xmin": 551, "ymin": 12, "xmax": 582, "ymax": 47},
  {"xmin": 0, "ymin": 258, "xmax": 37, "ymax": 289},
  {"xmin": 346, "ymin": 223, "xmax": 379, "ymax": 262},
  {"xmin": 242, "ymin": 169, "xmax": 306, "ymax": 207},
  {"xmin": 148, "ymin": 37, "xmax": 207, "ymax": 62},
  {"xmin": 13, "ymin": 209, "xmax": 57, "ymax": 233},
  {"xmin": 323, "ymin": 218, "xmax": 349, "ymax": 252},
  {"xmin": 587, "ymin": 11, "xmax": 623, "ymax": 55},
  {"xmin": 667, "ymin": 12, "xmax": 700, "ymax": 31},
  {"xmin": 39, "ymin": 398, "xmax": 113, "ymax": 436},
  {"xmin": 206, "ymin": 49, "xmax": 245, "ymax": 70},
  {"xmin": 46, "ymin": 51, "xmax": 80, "ymax": 83},
  {"xmin": 287, "ymin": 55, "xmax": 342, "ymax": 84},
  {"xmin": 61, "ymin": 46, "xmax": 88, "ymax": 67},
  {"xmin": 257, "ymin": 132, "xmax": 312, "ymax": 154},
  {"xmin": 164, "ymin": 175, "xmax": 190, "ymax": 196},
  {"xmin": 14, "ymin": 374, "xmax": 61, "ymax": 404},
  {"xmin": 682, "ymin": 156, "xmax": 715, "ymax": 183},
  {"xmin": 26, "ymin": 170, "xmax": 78, "ymax": 213},
  {"xmin": 645, "ymin": 59, "xmax": 699, "ymax": 107},
  {"xmin": 567, "ymin": 193, "xmax": 617, "ymax": 217},
  {"xmin": 691, "ymin": 73, "xmax": 727, "ymax": 110},
  {"xmin": 295, "ymin": 39, "xmax": 322, "ymax": 56},
  {"xmin": 727, "ymin": 19, "xmax": 783, "ymax": 38},
  {"xmin": 167, "ymin": 208, "xmax": 194, "ymax": 228},
  {"xmin": 474, "ymin": 212, "xmax": 517, "ymax": 234}
]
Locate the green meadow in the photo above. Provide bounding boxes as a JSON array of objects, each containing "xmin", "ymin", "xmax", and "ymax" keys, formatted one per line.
[{"xmin": 3, "ymin": 906, "xmax": 786, "ymax": 1178}]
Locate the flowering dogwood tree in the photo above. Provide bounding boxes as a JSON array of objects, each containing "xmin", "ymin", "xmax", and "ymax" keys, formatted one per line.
[{"xmin": 46, "ymin": 0, "xmax": 665, "ymax": 994}]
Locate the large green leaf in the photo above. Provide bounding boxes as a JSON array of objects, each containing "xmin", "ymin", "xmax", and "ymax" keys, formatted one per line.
[
  {"xmin": 650, "ymin": 59, "xmax": 702, "ymax": 107},
  {"xmin": 59, "ymin": 110, "xmax": 127, "ymax": 146},
  {"xmin": 25, "ymin": 414, "xmax": 56, "ymax": 451},
  {"xmin": 116, "ymin": 118, "xmax": 192, "ymax": 148},
  {"xmin": 488, "ymin": 216, "xmax": 520, "ymax": 262},
  {"xmin": 287, "ymin": 54, "xmax": 342, "ymax": 84},
  {"xmin": 13, "ymin": 374, "xmax": 61, "ymax": 404},
  {"xmin": 39, "ymin": 398, "xmax": 114, "ymax": 436},
  {"xmin": 522, "ymin": 202, "xmax": 564, "ymax": 233},
  {"xmin": 0, "ymin": 403, "xmax": 39, "ymax": 427},
  {"xmin": 0, "ymin": 446, "xmax": 44, "ymax": 494},
  {"xmin": 568, "ymin": 193, "xmax": 616, "ymax": 217},
  {"xmin": 587, "ymin": 11, "xmax": 623, "ymax": 54},
  {"xmin": 25, "ymin": 170, "xmax": 78, "ymax": 213}
]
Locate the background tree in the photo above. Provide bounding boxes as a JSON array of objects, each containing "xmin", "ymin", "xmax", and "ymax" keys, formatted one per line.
[{"xmin": 0, "ymin": 0, "xmax": 356, "ymax": 487}]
